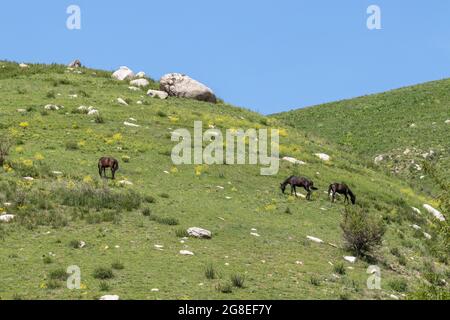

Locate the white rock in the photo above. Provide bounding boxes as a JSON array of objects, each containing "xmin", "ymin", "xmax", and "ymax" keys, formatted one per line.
[
  {"xmin": 128, "ymin": 86, "xmax": 140, "ymax": 91},
  {"xmin": 44, "ymin": 104, "xmax": 62, "ymax": 111},
  {"xmin": 410, "ymin": 123, "xmax": 417, "ymax": 128},
  {"xmin": 315, "ymin": 153, "xmax": 331, "ymax": 161},
  {"xmin": 250, "ymin": 232, "xmax": 261, "ymax": 237},
  {"xmin": 99, "ymin": 295, "xmax": 120, "ymax": 301},
  {"xmin": 117, "ymin": 98, "xmax": 128, "ymax": 105},
  {"xmin": 124, "ymin": 121, "xmax": 140, "ymax": 128},
  {"xmin": 423, "ymin": 232, "xmax": 432, "ymax": 240},
  {"xmin": 19, "ymin": 63, "xmax": 29, "ymax": 68},
  {"xmin": 147, "ymin": 89, "xmax": 169, "ymax": 100},
  {"xmin": 160, "ymin": 73, "xmax": 216, "ymax": 103},
  {"xmin": 179, "ymin": 250, "xmax": 194, "ymax": 256},
  {"xmin": 423, "ymin": 204, "xmax": 445, "ymax": 221},
  {"xmin": 390, "ymin": 294, "xmax": 400, "ymax": 300},
  {"xmin": 154, "ymin": 245, "xmax": 164, "ymax": 250},
  {"xmin": 118, "ymin": 180, "xmax": 133, "ymax": 186},
  {"xmin": 79, "ymin": 241, "xmax": 86, "ymax": 248},
  {"xmin": 282, "ymin": 157, "xmax": 306, "ymax": 165},
  {"xmin": 187, "ymin": 227, "xmax": 212, "ymax": 239},
  {"xmin": 130, "ymin": 79, "xmax": 149, "ymax": 88},
  {"xmin": 0, "ymin": 214, "xmax": 15, "ymax": 223},
  {"xmin": 87, "ymin": 109, "xmax": 99, "ymax": 116},
  {"xmin": 68, "ymin": 94, "xmax": 78, "ymax": 98},
  {"xmin": 307, "ymin": 236, "xmax": 324, "ymax": 244},
  {"xmin": 151, "ymin": 288, "xmax": 159, "ymax": 292},
  {"xmin": 411, "ymin": 224, "xmax": 421, "ymax": 230},
  {"xmin": 411, "ymin": 207, "xmax": 421, "ymax": 215},
  {"xmin": 445, "ymin": 120, "xmax": 450, "ymax": 124},
  {"xmin": 344, "ymin": 256, "xmax": 357, "ymax": 263},
  {"xmin": 68, "ymin": 59, "xmax": 82, "ymax": 68},
  {"xmin": 136, "ymin": 101, "xmax": 143, "ymax": 105},
  {"xmin": 17, "ymin": 109, "xmax": 26, "ymax": 113},
  {"xmin": 374, "ymin": 155, "xmax": 384, "ymax": 164},
  {"xmin": 135, "ymin": 71, "xmax": 146, "ymax": 78},
  {"xmin": 112, "ymin": 66, "xmax": 134, "ymax": 81},
  {"xmin": 23, "ymin": 177, "xmax": 34, "ymax": 181},
  {"xmin": 3, "ymin": 203, "xmax": 12, "ymax": 207},
  {"xmin": 52, "ymin": 171, "xmax": 63, "ymax": 176}
]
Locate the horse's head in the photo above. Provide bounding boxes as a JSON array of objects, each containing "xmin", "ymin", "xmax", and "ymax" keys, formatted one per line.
[{"xmin": 280, "ymin": 183, "xmax": 286, "ymax": 194}]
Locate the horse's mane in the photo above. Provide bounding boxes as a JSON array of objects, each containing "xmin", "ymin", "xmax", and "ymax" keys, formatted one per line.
[{"xmin": 282, "ymin": 175, "xmax": 295, "ymax": 185}]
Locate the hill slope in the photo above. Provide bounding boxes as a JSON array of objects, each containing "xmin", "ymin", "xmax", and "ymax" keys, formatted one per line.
[
  {"xmin": 0, "ymin": 61, "xmax": 447, "ymax": 300},
  {"xmin": 273, "ymin": 79, "xmax": 450, "ymax": 189}
]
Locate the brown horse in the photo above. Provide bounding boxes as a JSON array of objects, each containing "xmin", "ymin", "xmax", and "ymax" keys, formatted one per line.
[
  {"xmin": 98, "ymin": 157, "xmax": 119, "ymax": 179},
  {"xmin": 280, "ymin": 176, "xmax": 318, "ymax": 200},
  {"xmin": 328, "ymin": 183, "xmax": 356, "ymax": 205}
]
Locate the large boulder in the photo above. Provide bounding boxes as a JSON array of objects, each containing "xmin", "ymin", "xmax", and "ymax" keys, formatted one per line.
[
  {"xmin": 147, "ymin": 89, "xmax": 168, "ymax": 100},
  {"xmin": 130, "ymin": 79, "xmax": 149, "ymax": 87},
  {"xmin": 68, "ymin": 59, "xmax": 82, "ymax": 68},
  {"xmin": 160, "ymin": 73, "xmax": 216, "ymax": 103},
  {"xmin": 112, "ymin": 66, "xmax": 135, "ymax": 81},
  {"xmin": 187, "ymin": 227, "xmax": 212, "ymax": 239}
]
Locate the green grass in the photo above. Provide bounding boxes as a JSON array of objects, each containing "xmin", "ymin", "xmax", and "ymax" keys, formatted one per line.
[{"xmin": 0, "ymin": 60, "xmax": 447, "ymax": 300}]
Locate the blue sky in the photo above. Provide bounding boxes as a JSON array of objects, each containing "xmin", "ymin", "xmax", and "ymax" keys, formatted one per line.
[{"xmin": 1, "ymin": 0, "xmax": 449, "ymax": 114}]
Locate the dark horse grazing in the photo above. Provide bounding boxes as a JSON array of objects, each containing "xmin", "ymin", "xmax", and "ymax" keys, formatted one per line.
[
  {"xmin": 98, "ymin": 157, "xmax": 119, "ymax": 179},
  {"xmin": 280, "ymin": 176, "xmax": 318, "ymax": 200},
  {"xmin": 328, "ymin": 183, "xmax": 356, "ymax": 205}
]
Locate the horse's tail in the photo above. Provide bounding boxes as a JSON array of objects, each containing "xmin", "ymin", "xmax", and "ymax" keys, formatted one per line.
[{"xmin": 348, "ymin": 188, "xmax": 356, "ymax": 204}]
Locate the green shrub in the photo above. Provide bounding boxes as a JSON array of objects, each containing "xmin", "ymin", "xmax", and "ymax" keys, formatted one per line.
[
  {"xmin": 93, "ymin": 267, "xmax": 114, "ymax": 280},
  {"xmin": 65, "ymin": 141, "xmax": 79, "ymax": 150},
  {"xmin": 111, "ymin": 261, "xmax": 124, "ymax": 270},
  {"xmin": 205, "ymin": 264, "xmax": 217, "ymax": 280},
  {"xmin": 99, "ymin": 281, "xmax": 110, "ymax": 292},
  {"xmin": 389, "ymin": 279, "xmax": 408, "ymax": 292},
  {"xmin": 341, "ymin": 206, "xmax": 386, "ymax": 257},
  {"xmin": 175, "ymin": 228, "xmax": 189, "ymax": 238},
  {"xmin": 49, "ymin": 268, "xmax": 67, "ymax": 281},
  {"xmin": 231, "ymin": 274, "xmax": 245, "ymax": 288},
  {"xmin": 333, "ymin": 263, "xmax": 346, "ymax": 275},
  {"xmin": 216, "ymin": 282, "xmax": 233, "ymax": 294}
]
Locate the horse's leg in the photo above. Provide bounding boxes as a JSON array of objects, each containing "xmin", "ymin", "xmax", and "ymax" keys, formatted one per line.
[
  {"xmin": 112, "ymin": 168, "xmax": 115, "ymax": 180},
  {"xmin": 99, "ymin": 165, "xmax": 103, "ymax": 178},
  {"xmin": 344, "ymin": 192, "xmax": 349, "ymax": 204}
]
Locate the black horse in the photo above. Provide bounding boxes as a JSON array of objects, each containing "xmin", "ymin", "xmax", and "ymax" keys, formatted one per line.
[
  {"xmin": 328, "ymin": 183, "xmax": 356, "ymax": 205},
  {"xmin": 98, "ymin": 157, "xmax": 119, "ymax": 180},
  {"xmin": 280, "ymin": 176, "xmax": 318, "ymax": 200}
]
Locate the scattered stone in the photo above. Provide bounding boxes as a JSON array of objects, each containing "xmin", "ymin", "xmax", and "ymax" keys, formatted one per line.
[
  {"xmin": 19, "ymin": 63, "xmax": 29, "ymax": 68},
  {"xmin": 160, "ymin": 73, "xmax": 216, "ymax": 103},
  {"xmin": 151, "ymin": 288, "xmax": 159, "ymax": 292},
  {"xmin": 99, "ymin": 295, "xmax": 120, "ymax": 301},
  {"xmin": 411, "ymin": 224, "xmax": 421, "ymax": 231},
  {"xmin": 124, "ymin": 122, "xmax": 140, "ymax": 128},
  {"xmin": 68, "ymin": 59, "xmax": 82, "ymax": 68},
  {"xmin": 445, "ymin": 120, "xmax": 450, "ymax": 124},
  {"xmin": 411, "ymin": 207, "xmax": 422, "ymax": 215},
  {"xmin": 410, "ymin": 123, "xmax": 417, "ymax": 128},
  {"xmin": 23, "ymin": 177, "xmax": 34, "ymax": 181},
  {"xmin": 118, "ymin": 180, "xmax": 133, "ymax": 186},
  {"xmin": 179, "ymin": 250, "xmax": 194, "ymax": 256},
  {"xmin": 282, "ymin": 157, "xmax": 306, "ymax": 165},
  {"xmin": 3, "ymin": 203, "xmax": 12, "ymax": 207},
  {"xmin": 216, "ymin": 186, "xmax": 224, "ymax": 190},
  {"xmin": 44, "ymin": 104, "xmax": 63, "ymax": 111},
  {"xmin": 306, "ymin": 236, "xmax": 324, "ymax": 244},
  {"xmin": 117, "ymin": 98, "xmax": 128, "ymax": 106},
  {"xmin": 344, "ymin": 256, "xmax": 357, "ymax": 263},
  {"xmin": 423, "ymin": 204, "xmax": 445, "ymax": 221},
  {"xmin": 112, "ymin": 66, "xmax": 134, "ymax": 81},
  {"xmin": 130, "ymin": 78, "xmax": 150, "ymax": 88},
  {"xmin": 374, "ymin": 155, "xmax": 384, "ymax": 164},
  {"xmin": 187, "ymin": 227, "xmax": 212, "ymax": 239},
  {"xmin": 154, "ymin": 245, "xmax": 164, "ymax": 250},
  {"xmin": 17, "ymin": 109, "xmax": 26, "ymax": 113},
  {"xmin": 79, "ymin": 241, "xmax": 86, "ymax": 249},
  {"xmin": 88, "ymin": 109, "xmax": 99, "ymax": 116},
  {"xmin": 147, "ymin": 89, "xmax": 169, "ymax": 100},
  {"xmin": 295, "ymin": 193, "xmax": 306, "ymax": 199},
  {"xmin": 295, "ymin": 261, "xmax": 303, "ymax": 265},
  {"xmin": 250, "ymin": 232, "xmax": 261, "ymax": 237},
  {"xmin": 0, "ymin": 214, "xmax": 15, "ymax": 223},
  {"xmin": 315, "ymin": 153, "xmax": 331, "ymax": 161},
  {"xmin": 390, "ymin": 294, "xmax": 400, "ymax": 300},
  {"xmin": 128, "ymin": 86, "xmax": 140, "ymax": 91},
  {"xmin": 136, "ymin": 71, "xmax": 146, "ymax": 78},
  {"xmin": 423, "ymin": 232, "xmax": 432, "ymax": 240},
  {"xmin": 68, "ymin": 94, "xmax": 78, "ymax": 98}
]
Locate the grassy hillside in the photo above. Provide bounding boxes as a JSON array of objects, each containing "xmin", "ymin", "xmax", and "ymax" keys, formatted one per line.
[
  {"xmin": 273, "ymin": 80, "xmax": 450, "ymax": 189},
  {"xmin": 0, "ymin": 61, "xmax": 448, "ymax": 300}
]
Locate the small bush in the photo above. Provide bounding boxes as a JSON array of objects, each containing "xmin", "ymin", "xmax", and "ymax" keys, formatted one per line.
[
  {"xmin": 175, "ymin": 228, "xmax": 189, "ymax": 238},
  {"xmin": 93, "ymin": 267, "xmax": 114, "ymax": 280},
  {"xmin": 309, "ymin": 275, "xmax": 321, "ymax": 286},
  {"xmin": 0, "ymin": 136, "xmax": 12, "ymax": 166},
  {"xmin": 389, "ymin": 279, "xmax": 408, "ymax": 292},
  {"xmin": 94, "ymin": 114, "xmax": 105, "ymax": 124},
  {"xmin": 69, "ymin": 240, "xmax": 81, "ymax": 249},
  {"xmin": 49, "ymin": 268, "xmax": 67, "ymax": 281},
  {"xmin": 46, "ymin": 279, "xmax": 62, "ymax": 290},
  {"xmin": 111, "ymin": 261, "xmax": 124, "ymax": 270},
  {"xmin": 333, "ymin": 263, "xmax": 346, "ymax": 275},
  {"xmin": 157, "ymin": 110, "xmax": 167, "ymax": 118},
  {"xmin": 142, "ymin": 207, "xmax": 152, "ymax": 217},
  {"xmin": 231, "ymin": 274, "xmax": 245, "ymax": 288},
  {"xmin": 205, "ymin": 264, "xmax": 217, "ymax": 280},
  {"xmin": 216, "ymin": 282, "xmax": 233, "ymax": 294},
  {"xmin": 144, "ymin": 195, "xmax": 156, "ymax": 204},
  {"xmin": 159, "ymin": 193, "xmax": 170, "ymax": 199},
  {"xmin": 42, "ymin": 256, "xmax": 53, "ymax": 264},
  {"xmin": 99, "ymin": 281, "xmax": 110, "ymax": 292},
  {"xmin": 65, "ymin": 141, "xmax": 79, "ymax": 150},
  {"xmin": 341, "ymin": 206, "xmax": 386, "ymax": 257}
]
